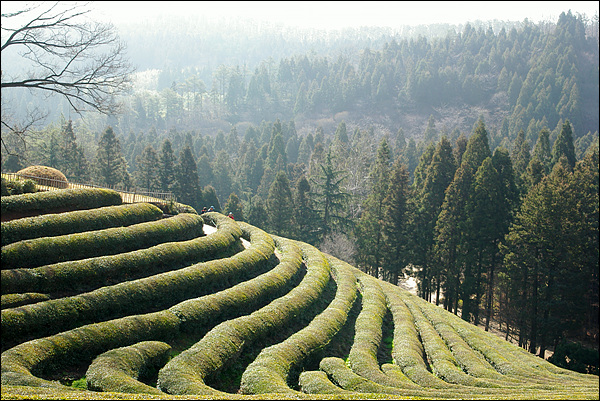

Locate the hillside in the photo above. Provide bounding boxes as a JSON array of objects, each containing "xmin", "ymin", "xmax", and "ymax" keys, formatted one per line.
[{"xmin": 1, "ymin": 187, "xmax": 598, "ymax": 400}]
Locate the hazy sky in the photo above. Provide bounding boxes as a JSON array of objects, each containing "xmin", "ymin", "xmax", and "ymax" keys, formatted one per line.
[{"xmin": 90, "ymin": 1, "xmax": 599, "ymax": 29}]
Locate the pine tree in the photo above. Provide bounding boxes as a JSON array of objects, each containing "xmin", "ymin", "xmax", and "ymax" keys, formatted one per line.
[
  {"xmin": 59, "ymin": 119, "xmax": 89, "ymax": 181},
  {"xmin": 202, "ymin": 185, "xmax": 221, "ymax": 212},
  {"xmin": 311, "ymin": 150, "xmax": 351, "ymax": 242},
  {"xmin": 293, "ymin": 175, "xmax": 319, "ymax": 245},
  {"xmin": 158, "ymin": 139, "xmax": 177, "ymax": 192},
  {"xmin": 245, "ymin": 195, "xmax": 268, "ymax": 230},
  {"xmin": 266, "ymin": 170, "xmax": 294, "ymax": 237},
  {"xmin": 381, "ymin": 159, "xmax": 411, "ymax": 285},
  {"xmin": 212, "ymin": 150, "xmax": 234, "ymax": 203},
  {"xmin": 176, "ymin": 145, "xmax": 202, "ymax": 211},
  {"xmin": 135, "ymin": 145, "xmax": 160, "ymax": 191},
  {"xmin": 411, "ymin": 136, "xmax": 456, "ymax": 302},
  {"xmin": 356, "ymin": 138, "xmax": 392, "ymax": 277},
  {"xmin": 551, "ymin": 119, "xmax": 576, "ymax": 169},
  {"xmin": 223, "ymin": 192, "xmax": 244, "ymax": 221},
  {"xmin": 93, "ymin": 126, "xmax": 130, "ymax": 188},
  {"xmin": 532, "ymin": 128, "xmax": 552, "ymax": 174}
]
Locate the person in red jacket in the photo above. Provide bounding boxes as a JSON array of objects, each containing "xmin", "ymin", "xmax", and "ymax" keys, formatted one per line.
[{"xmin": 228, "ymin": 212, "xmax": 234, "ymax": 220}]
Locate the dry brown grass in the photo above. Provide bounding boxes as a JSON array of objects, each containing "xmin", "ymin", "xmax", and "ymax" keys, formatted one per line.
[{"xmin": 16, "ymin": 166, "xmax": 68, "ymax": 188}]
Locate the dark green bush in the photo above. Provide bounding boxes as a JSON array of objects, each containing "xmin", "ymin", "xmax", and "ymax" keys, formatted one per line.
[
  {"xmin": 1, "ymin": 188, "xmax": 122, "ymax": 216},
  {"xmin": 549, "ymin": 341, "xmax": 599, "ymax": 375},
  {"xmin": 1, "ymin": 293, "xmax": 50, "ymax": 309},
  {"xmin": 86, "ymin": 341, "xmax": 171, "ymax": 394},
  {"xmin": 1, "ymin": 202, "xmax": 163, "ymax": 246},
  {"xmin": 1, "ymin": 311, "xmax": 180, "ymax": 389},
  {"xmin": 1, "ymin": 212, "xmax": 242, "ymax": 295},
  {"xmin": 239, "ymin": 246, "xmax": 357, "ymax": 395},
  {"xmin": 1, "ymin": 212, "xmax": 204, "ymax": 270},
  {"xmin": 21, "ymin": 179, "xmax": 37, "ymax": 194},
  {"xmin": 1, "ymin": 216, "xmax": 272, "ymax": 346}
]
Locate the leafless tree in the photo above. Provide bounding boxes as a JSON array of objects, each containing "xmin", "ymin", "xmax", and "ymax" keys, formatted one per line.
[{"xmin": 1, "ymin": 1, "xmax": 133, "ymax": 157}]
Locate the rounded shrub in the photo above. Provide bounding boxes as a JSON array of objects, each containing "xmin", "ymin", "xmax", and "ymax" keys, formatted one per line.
[{"xmin": 16, "ymin": 165, "xmax": 68, "ymax": 189}]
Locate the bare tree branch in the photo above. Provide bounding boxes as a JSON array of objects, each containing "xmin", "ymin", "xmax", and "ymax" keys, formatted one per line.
[
  {"xmin": 2, "ymin": 2, "xmax": 133, "ymax": 114},
  {"xmin": 1, "ymin": 1, "xmax": 134, "ymax": 159}
]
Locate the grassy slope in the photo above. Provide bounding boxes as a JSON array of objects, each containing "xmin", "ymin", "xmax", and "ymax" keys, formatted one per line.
[{"xmin": 1, "ymin": 189, "xmax": 598, "ymax": 400}]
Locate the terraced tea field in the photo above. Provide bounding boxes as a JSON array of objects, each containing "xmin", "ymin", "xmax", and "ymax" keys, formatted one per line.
[{"xmin": 1, "ymin": 188, "xmax": 598, "ymax": 400}]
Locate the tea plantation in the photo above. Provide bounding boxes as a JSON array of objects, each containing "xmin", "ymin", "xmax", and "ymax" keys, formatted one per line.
[{"xmin": 1, "ymin": 188, "xmax": 598, "ymax": 400}]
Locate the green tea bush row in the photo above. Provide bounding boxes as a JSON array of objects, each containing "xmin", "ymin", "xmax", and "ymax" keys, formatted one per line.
[
  {"xmin": 158, "ymin": 237, "xmax": 334, "ymax": 396},
  {"xmin": 317, "ymin": 357, "xmax": 405, "ymax": 396},
  {"xmin": 1, "ymin": 188, "xmax": 122, "ymax": 216},
  {"xmin": 1, "ymin": 212, "xmax": 205, "ymax": 270},
  {"xmin": 238, "ymin": 250, "xmax": 358, "ymax": 395},
  {"xmin": 414, "ymin": 298, "xmax": 520, "ymax": 384},
  {"xmin": 85, "ymin": 341, "xmax": 171, "ymax": 395},
  {"xmin": 378, "ymin": 281, "xmax": 453, "ymax": 389},
  {"xmin": 345, "ymin": 272, "xmax": 421, "ymax": 389},
  {"xmin": 170, "ymin": 223, "xmax": 302, "ymax": 333},
  {"xmin": 1, "ymin": 177, "xmax": 37, "ymax": 196},
  {"xmin": 401, "ymin": 290, "xmax": 500, "ymax": 388},
  {"xmin": 445, "ymin": 309, "xmax": 598, "ymax": 385},
  {"xmin": 1, "ymin": 216, "xmax": 271, "ymax": 346},
  {"xmin": 1, "ymin": 293, "xmax": 50, "ymax": 309},
  {"xmin": 1, "ymin": 311, "xmax": 180, "ymax": 390},
  {"xmin": 415, "ymin": 301, "xmax": 595, "ymax": 390},
  {"xmin": 298, "ymin": 370, "xmax": 353, "ymax": 395},
  {"xmin": 1, "ymin": 212, "xmax": 242, "ymax": 295},
  {"xmin": 1, "ymin": 202, "xmax": 163, "ymax": 246}
]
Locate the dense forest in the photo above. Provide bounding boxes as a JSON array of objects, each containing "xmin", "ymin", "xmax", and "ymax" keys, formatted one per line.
[{"xmin": 1, "ymin": 10, "xmax": 598, "ymax": 361}]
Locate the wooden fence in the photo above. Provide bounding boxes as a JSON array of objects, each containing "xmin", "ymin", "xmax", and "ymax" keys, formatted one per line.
[{"xmin": 2, "ymin": 173, "xmax": 176, "ymax": 204}]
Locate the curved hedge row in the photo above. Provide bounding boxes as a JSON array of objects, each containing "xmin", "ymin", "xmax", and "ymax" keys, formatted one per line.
[
  {"xmin": 238, "ymin": 251, "xmax": 358, "ymax": 395},
  {"xmin": 86, "ymin": 341, "xmax": 171, "ymax": 395},
  {"xmin": 1, "ymin": 188, "xmax": 122, "ymax": 216},
  {"xmin": 157, "ymin": 237, "xmax": 333, "ymax": 396},
  {"xmin": 1, "ymin": 212, "xmax": 242, "ymax": 295},
  {"xmin": 1, "ymin": 216, "xmax": 274, "ymax": 347},
  {"xmin": 318, "ymin": 357, "xmax": 405, "ymax": 396},
  {"xmin": 169, "ymin": 223, "xmax": 301, "ymax": 334},
  {"xmin": 1, "ymin": 310, "xmax": 180, "ymax": 390},
  {"xmin": 1, "ymin": 212, "xmax": 205, "ymax": 270},
  {"xmin": 379, "ymin": 282, "xmax": 453, "ymax": 389},
  {"xmin": 346, "ymin": 272, "xmax": 421, "ymax": 389},
  {"xmin": 1, "ymin": 293, "xmax": 50, "ymax": 309},
  {"xmin": 1, "ymin": 202, "xmax": 163, "ymax": 246},
  {"xmin": 414, "ymin": 297, "xmax": 522, "ymax": 384},
  {"xmin": 401, "ymin": 291, "xmax": 504, "ymax": 388}
]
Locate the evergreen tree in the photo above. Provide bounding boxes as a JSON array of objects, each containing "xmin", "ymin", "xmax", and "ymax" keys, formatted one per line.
[
  {"xmin": 532, "ymin": 128, "xmax": 552, "ymax": 174},
  {"xmin": 356, "ymin": 138, "xmax": 392, "ymax": 277},
  {"xmin": 434, "ymin": 163, "xmax": 472, "ymax": 315},
  {"xmin": 551, "ymin": 119, "xmax": 576, "ymax": 169},
  {"xmin": 381, "ymin": 159, "xmax": 411, "ymax": 285},
  {"xmin": 453, "ymin": 133, "xmax": 468, "ymax": 166},
  {"xmin": 212, "ymin": 150, "xmax": 234, "ymax": 203},
  {"xmin": 134, "ymin": 145, "xmax": 160, "ymax": 191},
  {"xmin": 176, "ymin": 145, "xmax": 202, "ymax": 211},
  {"xmin": 266, "ymin": 170, "xmax": 294, "ymax": 237},
  {"xmin": 197, "ymin": 154, "xmax": 214, "ymax": 190},
  {"xmin": 293, "ymin": 175, "xmax": 319, "ymax": 245},
  {"xmin": 93, "ymin": 126, "xmax": 130, "ymax": 188},
  {"xmin": 59, "ymin": 119, "xmax": 89, "ymax": 181},
  {"xmin": 202, "ymin": 185, "xmax": 221, "ymax": 212},
  {"xmin": 511, "ymin": 129, "xmax": 531, "ymax": 190},
  {"xmin": 223, "ymin": 192, "xmax": 244, "ymax": 221},
  {"xmin": 158, "ymin": 139, "xmax": 177, "ymax": 192},
  {"xmin": 412, "ymin": 142, "xmax": 436, "ymax": 189},
  {"xmin": 411, "ymin": 136, "xmax": 456, "ymax": 302},
  {"xmin": 401, "ymin": 138, "xmax": 419, "ymax": 182},
  {"xmin": 246, "ymin": 195, "xmax": 268, "ymax": 230},
  {"xmin": 311, "ymin": 150, "xmax": 351, "ymax": 242}
]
